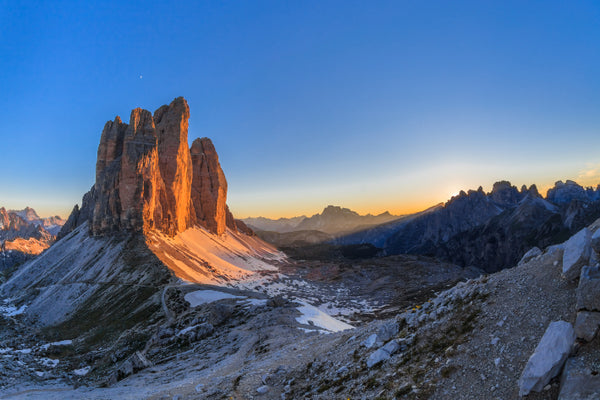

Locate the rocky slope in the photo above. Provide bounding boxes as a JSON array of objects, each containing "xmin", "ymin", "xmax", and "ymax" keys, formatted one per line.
[
  {"xmin": 0, "ymin": 98, "xmax": 285, "ymax": 394},
  {"xmin": 4, "ymin": 97, "xmax": 598, "ymax": 399},
  {"xmin": 337, "ymin": 180, "xmax": 600, "ymax": 272},
  {"xmin": 3, "ymin": 219, "xmax": 597, "ymax": 399}
]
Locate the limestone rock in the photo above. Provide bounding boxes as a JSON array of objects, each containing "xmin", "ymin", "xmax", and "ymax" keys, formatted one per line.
[
  {"xmin": 64, "ymin": 97, "xmax": 245, "ymax": 238},
  {"xmin": 562, "ymin": 228, "xmax": 592, "ymax": 280},
  {"xmin": 576, "ymin": 265, "xmax": 600, "ymax": 311},
  {"xmin": 367, "ymin": 348, "xmax": 391, "ymax": 368},
  {"xmin": 518, "ymin": 321, "xmax": 574, "ymax": 396},
  {"xmin": 489, "ymin": 181, "xmax": 521, "ymax": 206},
  {"xmin": 234, "ymin": 218, "xmax": 254, "ymax": 236},
  {"xmin": 155, "ymin": 98, "xmax": 195, "ymax": 235},
  {"xmin": 574, "ymin": 311, "xmax": 600, "ymax": 342},
  {"xmin": 57, "ymin": 205, "xmax": 80, "ymax": 239},
  {"xmin": 381, "ymin": 339, "xmax": 401, "ymax": 355},
  {"xmin": 377, "ymin": 321, "xmax": 399, "ymax": 343},
  {"xmin": 559, "ymin": 357, "xmax": 600, "ymax": 400},
  {"xmin": 191, "ymin": 138, "xmax": 228, "ymax": 235},
  {"xmin": 362, "ymin": 334, "xmax": 378, "ymax": 348},
  {"xmin": 115, "ymin": 351, "xmax": 152, "ymax": 382},
  {"xmin": 547, "ymin": 180, "xmax": 592, "ymax": 205},
  {"xmin": 591, "ymin": 228, "xmax": 600, "ymax": 254},
  {"xmin": 518, "ymin": 247, "xmax": 542, "ymax": 266}
]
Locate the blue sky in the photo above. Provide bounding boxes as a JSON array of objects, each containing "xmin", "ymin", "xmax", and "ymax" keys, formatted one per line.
[{"xmin": 1, "ymin": 1, "xmax": 600, "ymax": 218}]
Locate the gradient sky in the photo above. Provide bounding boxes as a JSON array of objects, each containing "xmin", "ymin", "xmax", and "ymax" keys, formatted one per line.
[{"xmin": 1, "ymin": 1, "xmax": 600, "ymax": 219}]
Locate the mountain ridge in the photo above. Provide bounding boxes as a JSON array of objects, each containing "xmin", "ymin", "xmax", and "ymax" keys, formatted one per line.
[
  {"xmin": 0, "ymin": 206, "xmax": 65, "ymax": 273},
  {"xmin": 243, "ymin": 205, "xmax": 400, "ymax": 235},
  {"xmin": 336, "ymin": 179, "xmax": 600, "ymax": 271}
]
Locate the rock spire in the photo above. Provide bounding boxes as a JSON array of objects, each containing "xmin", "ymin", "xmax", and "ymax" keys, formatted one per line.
[{"xmin": 66, "ymin": 97, "xmax": 242, "ymax": 237}]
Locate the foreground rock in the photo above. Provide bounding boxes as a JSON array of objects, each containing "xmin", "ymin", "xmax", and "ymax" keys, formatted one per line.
[
  {"xmin": 576, "ymin": 265, "xmax": 600, "ymax": 311},
  {"xmin": 574, "ymin": 311, "xmax": 600, "ymax": 342},
  {"xmin": 559, "ymin": 357, "xmax": 600, "ymax": 400},
  {"xmin": 518, "ymin": 320, "xmax": 574, "ymax": 396},
  {"xmin": 562, "ymin": 228, "xmax": 591, "ymax": 280},
  {"xmin": 518, "ymin": 247, "xmax": 542, "ymax": 266}
]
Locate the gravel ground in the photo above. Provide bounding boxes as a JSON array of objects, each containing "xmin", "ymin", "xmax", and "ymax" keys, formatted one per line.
[
  {"xmin": 431, "ymin": 246, "xmax": 576, "ymax": 399},
  {"xmin": 0, "ymin": 239, "xmax": 591, "ymax": 399}
]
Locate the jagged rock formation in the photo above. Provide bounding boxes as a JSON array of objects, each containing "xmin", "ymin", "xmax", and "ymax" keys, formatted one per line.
[
  {"xmin": 547, "ymin": 180, "xmax": 600, "ymax": 204},
  {"xmin": 190, "ymin": 138, "xmax": 228, "ymax": 235},
  {"xmin": 61, "ymin": 97, "xmax": 244, "ymax": 238},
  {"xmin": 0, "ymin": 207, "xmax": 65, "ymax": 271},
  {"xmin": 337, "ymin": 180, "xmax": 600, "ymax": 272}
]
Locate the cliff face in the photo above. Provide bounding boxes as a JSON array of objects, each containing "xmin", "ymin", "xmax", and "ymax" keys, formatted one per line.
[
  {"xmin": 66, "ymin": 97, "xmax": 242, "ymax": 237},
  {"xmin": 190, "ymin": 138, "xmax": 228, "ymax": 235}
]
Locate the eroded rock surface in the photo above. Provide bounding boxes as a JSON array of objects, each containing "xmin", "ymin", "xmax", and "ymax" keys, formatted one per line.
[
  {"xmin": 562, "ymin": 228, "xmax": 591, "ymax": 280},
  {"xmin": 191, "ymin": 138, "xmax": 228, "ymax": 235},
  {"xmin": 518, "ymin": 320, "xmax": 574, "ymax": 396},
  {"xmin": 63, "ymin": 97, "xmax": 245, "ymax": 237}
]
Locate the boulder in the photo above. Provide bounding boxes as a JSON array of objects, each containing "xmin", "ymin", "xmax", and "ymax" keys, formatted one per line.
[
  {"xmin": 591, "ymin": 228, "xmax": 600, "ymax": 254},
  {"xmin": 518, "ymin": 247, "xmax": 542, "ymax": 266},
  {"xmin": 177, "ymin": 323, "xmax": 214, "ymax": 342},
  {"xmin": 115, "ymin": 351, "xmax": 152, "ymax": 382},
  {"xmin": 362, "ymin": 334, "xmax": 378, "ymax": 348},
  {"xmin": 559, "ymin": 357, "xmax": 600, "ymax": 400},
  {"xmin": 256, "ymin": 385, "xmax": 269, "ymax": 394},
  {"xmin": 574, "ymin": 311, "xmax": 600, "ymax": 342},
  {"xmin": 562, "ymin": 228, "xmax": 592, "ymax": 280},
  {"xmin": 518, "ymin": 321, "xmax": 574, "ymax": 396},
  {"xmin": 367, "ymin": 348, "xmax": 391, "ymax": 368},
  {"xmin": 377, "ymin": 321, "xmax": 399, "ymax": 342},
  {"xmin": 382, "ymin": 339, "xmax": 401, "ymax": 355},
  {"xmin": 576, "ymin": 265, "xmax": 600, "ymax": 311}
]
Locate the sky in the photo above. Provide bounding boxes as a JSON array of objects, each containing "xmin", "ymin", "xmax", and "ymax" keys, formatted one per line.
[{"xmin": 1, "ymin": 1, "xmax": 600, "ymax": 219}]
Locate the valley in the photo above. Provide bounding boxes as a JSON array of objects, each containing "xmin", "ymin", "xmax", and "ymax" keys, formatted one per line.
[{"xmin": 1, "ymin": 98, "xmax": 599, "ymax": 400}]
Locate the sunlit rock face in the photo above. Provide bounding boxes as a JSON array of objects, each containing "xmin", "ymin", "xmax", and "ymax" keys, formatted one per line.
[
  {"xmin": 70, "ymin": 97, "xmax": 241, "ymax": 237},
  {"xmin": 190, "ymin": 138, "xmax": 228, "ymax": 235},
  {"xmin": 155, "ymin": 98, "xmax": 195, "ymax": 235}
]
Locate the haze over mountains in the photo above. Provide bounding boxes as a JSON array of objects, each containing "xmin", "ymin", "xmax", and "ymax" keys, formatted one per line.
[{"xmin": 243, "ymin": 205, "xmax": 400, "ymax": 235}]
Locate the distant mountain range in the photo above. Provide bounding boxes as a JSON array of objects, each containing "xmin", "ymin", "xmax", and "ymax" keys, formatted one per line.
[
  {"xmin": 336, "ymin": 180, "xmax": 600, "ymax": 272},
  {"xmin": 243, "ymin": 205, "xmax": 400, "ymax": 235},
  {"xmin": 0, "ymin": 207, "xmax": 65, "ymax": 272}
]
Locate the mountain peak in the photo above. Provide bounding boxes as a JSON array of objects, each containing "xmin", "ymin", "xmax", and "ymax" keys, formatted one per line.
[
  {"xmin": 64, "ymin": 97, "xmax": 241, "ymax": 237},
  {"xmin": 489, "ymin": 181, "xmax": 521, "ymax": 206},
  {"xmin": 321, "ymin": 205, "xmax": 359, "ymax": 217}
]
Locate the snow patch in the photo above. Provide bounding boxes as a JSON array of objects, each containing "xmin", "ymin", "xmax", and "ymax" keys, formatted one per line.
[
  {"xmin": 296, "ymin": 302, "xmax": 354, "ymax": 332},
  {"xmin": 40, "ymin": 357, "xmax": 60, "ymax": 368},
  {"xmin": 0, "ymin": 304, "xmax": 27, "ymax": 317},
  {"xmin": 242, "ymin": 298, "xmax": 268, "ymax": 307},
  {"xmin": 41, "ymin": 340, "xmax": 73, "ymax": 350},
  {"xmin": 73, "ymin": 366, "xmax": 91, "ymax": 376},
  {"xmin": 184, "ymin": 290, "xmax": 245, "ymax": 307}
]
